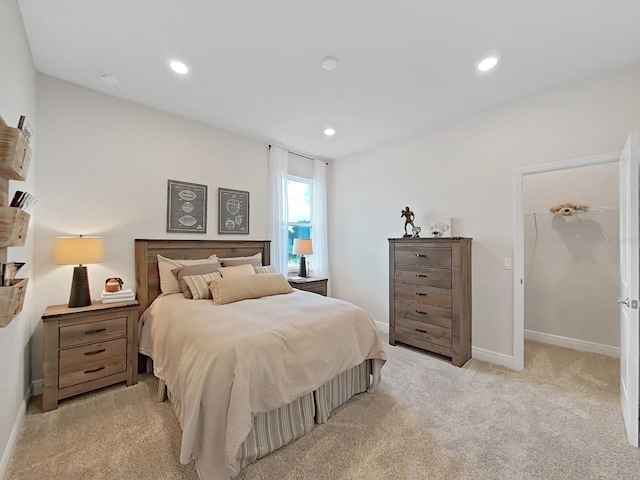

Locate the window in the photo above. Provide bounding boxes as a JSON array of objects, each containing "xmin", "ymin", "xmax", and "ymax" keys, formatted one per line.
[{"xmin": 287, "ymin": 176, "xmax": 312, "ymax": 270}]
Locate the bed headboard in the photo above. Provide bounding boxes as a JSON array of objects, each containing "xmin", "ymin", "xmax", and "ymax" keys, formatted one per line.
[{"xmin": 134, "ymin": 239, "xmax": 271, "ymax": 315}]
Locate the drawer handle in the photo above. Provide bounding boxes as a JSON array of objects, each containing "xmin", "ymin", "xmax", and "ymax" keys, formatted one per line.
[
  {"xmin": 415, "ymin": 292, "xmax": 427, "ymax": 296},
  {"xmin": 415, "ymin": 254, "xmax": 428, "ymax": 258},
  {"xmin": 84, "ymin": 349, "xmax": 106, "ymax": 356},
  {"xmin": 85, "ymin": 328, "xmax": 106, "ymax": 335},
  {"xmin": 415, "ymin": 274, "xmax": 428, "ymax": 278},
  {"xmin": 84, "ymin": 366, "xmax": 105, "ymax": 374},
  {"xmin": 416, "ymin": 329, "xmax": 427, "ymax": 334},
  {"xmin": 415, "ymin": 310, "xmax": 428, "ymax": 315}
]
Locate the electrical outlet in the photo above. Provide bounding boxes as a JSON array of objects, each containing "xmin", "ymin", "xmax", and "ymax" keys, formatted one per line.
[{"xmin": 502, "ymin": 258, "xmax": 512, "ymax": 270}]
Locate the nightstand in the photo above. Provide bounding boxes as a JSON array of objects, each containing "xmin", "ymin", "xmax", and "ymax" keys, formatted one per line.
[
  {"xmin": 288, "ymin": 276, "xmax": 328, "ymax": 296},
  {"xmin": 42, "ymin": 300, "xmax": 139, "ymax": 412}
]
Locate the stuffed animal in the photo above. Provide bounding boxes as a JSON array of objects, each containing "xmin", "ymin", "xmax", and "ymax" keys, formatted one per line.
[{"xmin": 549, "ymin": 202, "xmax": 589, "ymax": 216}]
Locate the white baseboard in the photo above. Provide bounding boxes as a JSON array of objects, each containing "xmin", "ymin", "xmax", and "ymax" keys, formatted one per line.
[
  {"xmin": 0, "ymin": 385, "xmax": 31, "ymax": 479},
  {"xmin": 31, "ymin": 379, "xmax": 43, "ymax": 396},
  {"xmin": 524, "ymin": 329, "xmax": 619, "ymax": 358},
  {"xmin": 472, "ymin": 346, "xmax": 515, "ymax": 369},
  {"xmin": 374, "ymin": 320, "xmax": 389, "ymax": 334}
]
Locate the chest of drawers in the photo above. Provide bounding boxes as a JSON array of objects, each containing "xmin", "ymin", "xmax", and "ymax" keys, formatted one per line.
[
  {"xmin": 389, "ymin": 237, "xmax": 472, "ymax": 366},
  {"xmin": 42, "ymin": 300, "xmax": 139, "ymax": 412}
]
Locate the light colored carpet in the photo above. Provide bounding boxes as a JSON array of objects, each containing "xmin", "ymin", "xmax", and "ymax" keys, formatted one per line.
[{"xmin": 8, "ymin": 340, "xmax": 640, "ymax": 479}]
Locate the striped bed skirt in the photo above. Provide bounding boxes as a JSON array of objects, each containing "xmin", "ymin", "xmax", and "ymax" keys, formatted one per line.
[
  {"xmin": 234, "ymin": 359, "xmax": 372, "ymax": 473},
  {"xmin": 162, "ymin": 360, "xmax": 372, "ymax": 477}
]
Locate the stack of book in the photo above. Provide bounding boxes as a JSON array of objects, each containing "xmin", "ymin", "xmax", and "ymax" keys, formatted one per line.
[{"xmin": 101, "ymin": 288, "xmax": 135, "ymax": 304}]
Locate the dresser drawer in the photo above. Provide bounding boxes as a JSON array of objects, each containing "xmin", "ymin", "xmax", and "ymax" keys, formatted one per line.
[
  {"xmin": 58, "ymin": 354, "xmax": 127, "ymax": 389},
  {"xmin": 395, "ymin": 283, "xmax": 451, "ymax": 308},
  {"xmin": 395, "ymin": 299, "xmax": 452, "ymax": 329},
  {"xmin": 394, "ymin": 246, "xmax": 452, "ymax": 268},
  {"xmin": 394, "ymin": 267, "xmax": 452, "ymax": 289},
  {"xmin": 395, "ymin": 318, "xmax": 452, "ymax": 348},
  {"xmin": 59, "ymin": 316, "xmax": 127, "ymax": 348},
  {"xmin": 59, "ymin": 338, "xmax": 127, "ymax": 371}
]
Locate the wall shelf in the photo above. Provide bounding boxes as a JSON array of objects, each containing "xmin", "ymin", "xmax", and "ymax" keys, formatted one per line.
[
  {"xmin": 0, "ymin": 207, "xmax": 29, "ymax": 247},
  {"xmin": 0, "ymin": 113, "xmax": 31, "ymax": 327},
  {"xmin": 0, "ymin": 115, "xmax": 31, "ymax": 181},
  {"xmin": 0, "ymin": 278, "xmax": 28, "ymax": 327}
]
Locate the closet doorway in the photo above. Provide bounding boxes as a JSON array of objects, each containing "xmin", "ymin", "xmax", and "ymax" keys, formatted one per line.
[
  {"xmin": 513, "ymin": 152, "xmax": 619, "ymax": 371},
  {"xmin": 522, "ymin": 163, "xmax": 619, "ymax": 358}
]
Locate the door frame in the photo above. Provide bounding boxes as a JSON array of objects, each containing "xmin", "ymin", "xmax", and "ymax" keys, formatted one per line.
[{"xmin": 512, "ymin": 151, "xmax": 620, "ymax": 370}]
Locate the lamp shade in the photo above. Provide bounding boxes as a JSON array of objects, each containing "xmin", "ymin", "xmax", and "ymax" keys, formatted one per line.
[
  {"xmin": 293, "ymin": 238, "xmax": 313, "ymax": 256},
  {"xmin": 55, "ymin": 236, "xmax": 105, "ymax": 265}
]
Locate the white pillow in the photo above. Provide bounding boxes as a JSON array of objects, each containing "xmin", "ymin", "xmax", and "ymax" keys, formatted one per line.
[
  {"xmin": 219, "ymin": 253, "xmax": 262, "ymax": 267},
  {"xmin": 219, "ymin": 263, "xmax": 257, "ymax": 278},
  {"xmin": 157, "ymin": 254, "xmax": 219, "ymax": 294}
]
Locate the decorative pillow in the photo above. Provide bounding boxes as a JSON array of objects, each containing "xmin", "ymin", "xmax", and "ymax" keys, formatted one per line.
[
  {"xmin": 183, "ymin": 272, "xmax": 222, "ymax": 300},
  {"xmin": 210, "ymin": 273, "xmax": 294, "ymax": 305},
  {"xmin": 157, "ymin": 254, "xmax": 219, "ymax": 294},
  {"xmin": 172, "ymin": 262, "xmax": 221, "ymax": 298},
  {"xmin": 219, "ymin": 263, "xmax": 257, "ymax": 278},
  {"xmin": 219, "ymin": 253, "xmax": 262, "ymax": 267},
  {"xmin": 254, "ymin": 265, "xmax": 276, "ymax": 274}
]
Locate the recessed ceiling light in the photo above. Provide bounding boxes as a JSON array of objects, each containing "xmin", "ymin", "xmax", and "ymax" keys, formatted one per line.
[
  {"xmin": 476, "ymin": 56, "xmax": 499, "ymax": 72},
  {"xmin": 324, "ymin": 128, "xmax": 336, "ymax": 136},
  {"xmin": 170, "ymin": 60, "xmax": 189, "ymax": 75},
  {"xmin": 100, "ymin": 73, "xmax": 120, "ymax": 86},
  {"xmin": 321, "ymin": 56, "xmax": 339, "ymax": 71}
]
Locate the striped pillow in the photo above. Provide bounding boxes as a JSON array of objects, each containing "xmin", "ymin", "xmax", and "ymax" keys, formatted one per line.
[
  {"xmin": 254, "ymin": 265, "xmax": 275, "ymax": 274},
  {"xmin": 183, "ymin": 272, "xmax": 222, "ymax": 300}
]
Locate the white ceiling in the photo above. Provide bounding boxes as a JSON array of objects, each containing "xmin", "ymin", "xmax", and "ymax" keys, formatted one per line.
[{"xmin": 18, "ymin": 0, "xmax": 640, "ymax": 159}]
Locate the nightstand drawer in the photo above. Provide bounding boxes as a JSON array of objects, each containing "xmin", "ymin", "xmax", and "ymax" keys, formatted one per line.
[
  {"xmin": 59, "ymin": 338, "xmax": 127, "ymax": 371},
  {"xmin": 59, "ymin": 316, "xmax": 127, "ymax": 348},
  {"xmin": 394, "ymin": 246, "xmax": 452, "ymax": 268},
  {"xmin": 59, "ymin": 354, "xmax": 127, "ymax": 389}
]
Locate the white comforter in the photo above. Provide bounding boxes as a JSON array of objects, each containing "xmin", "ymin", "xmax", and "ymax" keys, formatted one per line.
[{"xmin": 139, "ymin": 290, "xmax": 386, "ymax": 479}]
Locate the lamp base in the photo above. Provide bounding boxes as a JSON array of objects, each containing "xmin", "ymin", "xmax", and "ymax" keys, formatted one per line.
[
  {"xmin": 69, "ymin": 266, "xmax": 92, "ymax": 308},
  {"xmin": 298, "ymin": 256, "xmax": 308, "ymax": 278}
]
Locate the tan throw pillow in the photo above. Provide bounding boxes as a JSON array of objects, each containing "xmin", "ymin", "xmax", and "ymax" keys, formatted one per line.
[
  {"xmin": 157, "ymin": 255, "xmax": 219, "ymax": 294},
  {"xmin": 210, "ymin": 273, "xmax": 294, "ymax": 305},
  {"xmin": 172, "ymin": 262, "xmax": 221, "ymax": 298},
  {"xmin": 183, "ymin": 272, "xmax": 222, "ymax": 300},
  {"xmin": 254, "ymin": 265, "xmax": 275, "ymax": 274},
  {"xmin": 219, "ymin": 263, "xmax": 257, "ymax": 278},
  {"xmin": 219, "ymin": 253, "xmax": 262, "ymax": 267}
]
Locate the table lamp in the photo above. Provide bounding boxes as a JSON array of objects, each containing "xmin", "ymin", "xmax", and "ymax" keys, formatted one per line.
[
  {"xmin": 55, "ymin": 235, "xmax": 105, "ymax": 307},
  {"xmin": 292, "ymin": 238, "xmax": 313, "ymax": 278}
]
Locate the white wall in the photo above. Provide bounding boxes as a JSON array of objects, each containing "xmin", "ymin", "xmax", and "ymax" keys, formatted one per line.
[
  {"xmin": 523, "ymin": 164, "xmax": 619, "ymax": 350},
  {"xmin": 328, "ymin": 64, "xmax": 640, "ymax": 363},
  {"xmin": 0, "ymin": 0, "xmax": 37, "ymax": 475},
  {"xmin": 32, "ymin": 75, "xmax": 269, "ymax": 381}
]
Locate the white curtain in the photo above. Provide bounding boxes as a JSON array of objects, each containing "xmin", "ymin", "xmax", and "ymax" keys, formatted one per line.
[
  {"xmin": 311, "ymin": 160, "xmax": 330, "ymax": 281},
  {"xmin": 268, "ymin": 146, "xmax": 289, "ymax": 274}
]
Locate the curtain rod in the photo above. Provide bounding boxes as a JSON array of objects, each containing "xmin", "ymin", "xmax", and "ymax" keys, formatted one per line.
[{"xmin": 268, "ymin": 145, "xmax": 328, "ymax": 164}]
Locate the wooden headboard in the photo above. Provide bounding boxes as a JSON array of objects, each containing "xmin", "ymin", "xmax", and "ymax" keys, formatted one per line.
[{"xmin": 134, "ymin": 239, "xmax": 271, "ymax": 315}]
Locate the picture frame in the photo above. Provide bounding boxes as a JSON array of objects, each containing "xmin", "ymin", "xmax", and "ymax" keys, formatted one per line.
[
  {"xmin": 167, "ymin": 179, "xmax": 207, "ymax": 233},
  {"xmin": 218, "ymin": 188, "xmax": 249, "ymax": 234}
]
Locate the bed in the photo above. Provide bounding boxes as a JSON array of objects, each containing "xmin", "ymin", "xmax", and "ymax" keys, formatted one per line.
[{"xmin": 134, "ymin": 239, "xmax": 386, "ymax": 480}]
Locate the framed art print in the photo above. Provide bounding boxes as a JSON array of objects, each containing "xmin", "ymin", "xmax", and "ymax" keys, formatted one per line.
[
  {"xmin": 218, "ymin": 188, "xmax": 249, "ymax": 234},
  {"xmin": 167, "ymin": 180, "xmax": 207, "ymax": 233}
]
